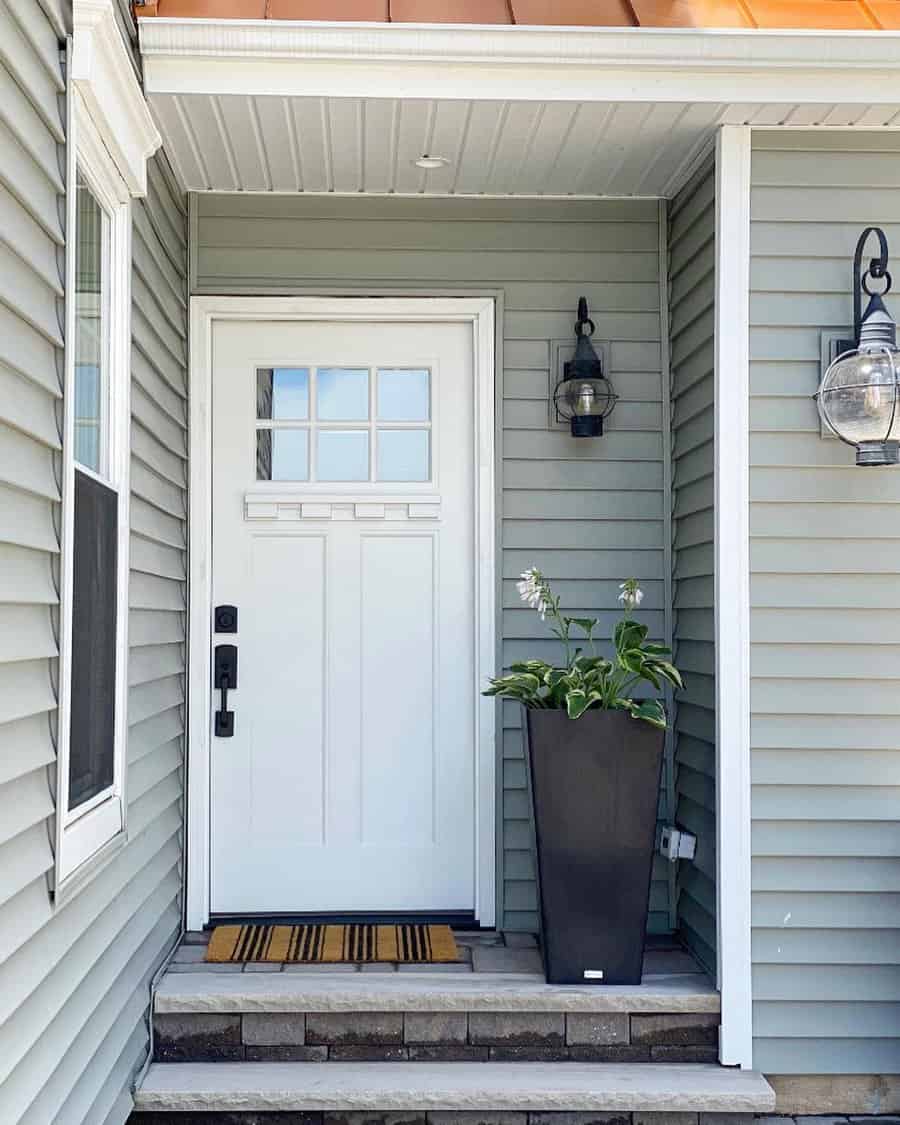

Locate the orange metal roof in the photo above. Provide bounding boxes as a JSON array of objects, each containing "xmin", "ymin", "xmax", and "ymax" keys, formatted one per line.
[{"xmin": 137, "ymin": 0, "xmax": 900, "ymax": 27}]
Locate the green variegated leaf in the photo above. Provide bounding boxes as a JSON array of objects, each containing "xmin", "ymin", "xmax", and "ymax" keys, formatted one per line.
[
  {"xmin": 569, "ymin": 617, "xmax": 599, "ymax": 637},
  {"xmin": 511, "ymin": 660, "xmax": 552, "ymax": 675},
  {"xmin": 566, "ymin": 689, "xmax": 591, "ymax": 720},
  {"xmin": 615, "ymin": 619, "xmax": 648, "ymax": 652},
  {"xmin": 629, "ymin": 699, "xmax": 667, "ymax": 729},
  {"xmin": 619, "ymin": 648, "xmax": 645, "ymax": 675},
  {"xmin": 640, "ymin": 665, "xmax": 661, "ymax": 690},
  {"xmin": 651, "ymin": 660, "xmax": 684, "ymax": 689}
]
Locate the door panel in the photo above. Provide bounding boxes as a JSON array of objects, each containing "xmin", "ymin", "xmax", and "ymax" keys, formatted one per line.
[
  {"xmin": 210, "ymin": 317, "xmax": 476, "ymax": 914},
  {"xmin": 360, "ymin": 533, "xmax": 436, "ymax": 846}
]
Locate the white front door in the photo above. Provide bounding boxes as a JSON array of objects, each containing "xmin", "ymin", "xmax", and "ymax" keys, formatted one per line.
[{"xmin": 209, "ymin": 312, "xmax": 478, "ymax": 915}]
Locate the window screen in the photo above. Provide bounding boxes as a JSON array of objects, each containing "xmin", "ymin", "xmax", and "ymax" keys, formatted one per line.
[{"xmin": 68, "ymin": 470, "xmax": 118, "ymax": 811}]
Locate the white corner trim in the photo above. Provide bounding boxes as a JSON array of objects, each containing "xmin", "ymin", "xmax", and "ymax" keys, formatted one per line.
[
  {"xmin": 186, "ymin": 296, "xmax": 497, "ymax": 931},
  {"xmin": 714, "ymin": 124, "xmax": 753, "ymax": 1071},
  {"xmin": 74, "ymin": 0, "xmax": 161, "ymax": 196}
]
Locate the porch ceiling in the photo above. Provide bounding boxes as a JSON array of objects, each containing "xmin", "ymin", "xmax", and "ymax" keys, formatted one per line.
[
  {"xmin": 145, "ymin": 91, "xmax": 900, "ymax": 196},
  {"xmin": 140, "ymin": 21, "xmax": 900, "ymax": 197}
]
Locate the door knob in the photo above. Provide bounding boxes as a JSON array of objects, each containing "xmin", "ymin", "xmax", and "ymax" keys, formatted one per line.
[{"xmin": 214, "ymin": 644, "xmax": 237, "ymax": 737}]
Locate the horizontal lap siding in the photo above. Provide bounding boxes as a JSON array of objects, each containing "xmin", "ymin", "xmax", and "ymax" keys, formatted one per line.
[
  {"xmin": 195, "ymin": 194, "xmax": 669, "ymax": 933},
  {"xmin": 668, "ymin": 158, "xmax": 716, "ymax": 975},
  {"xmin": 0, "ymin": 120, "xmax": 188, "ymax": 1125},
  {"xmin": 0, "ymin": 0, "xmax": 68, "ymax": 1117},
  {"xmin": 749, "ymin": 131, "xmax": 900, "ymax": 1075},
  {"xmin": 22, "ymin": 155, "xmax": 188, "ymax": 1125}
]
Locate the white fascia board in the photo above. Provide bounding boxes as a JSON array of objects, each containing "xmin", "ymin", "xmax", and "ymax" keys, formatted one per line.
[
  {"xmin": 140, "ymin": 18, "xmax": 900, "ymax": 105},
  {"xmin": 74, "ymin": 0, "xmax": 162, "ymax": 196}
]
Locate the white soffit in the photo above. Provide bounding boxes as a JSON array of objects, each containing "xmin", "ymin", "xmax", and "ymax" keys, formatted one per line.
[
  {"xmin": 140, "ymin": 20, "xmax": 900, "ymax": 197},
  {"xmin": 74, "ymin": 0, "xmax": 161, "ymax": 195}
]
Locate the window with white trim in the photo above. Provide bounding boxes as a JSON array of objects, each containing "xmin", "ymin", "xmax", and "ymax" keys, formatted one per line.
[{"xmin": 56, "ymin": 95, "xmax": 132, "ymax": 890}]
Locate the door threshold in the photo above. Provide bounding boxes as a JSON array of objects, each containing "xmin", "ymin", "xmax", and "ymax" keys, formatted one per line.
[{"xmin": 208, "ymin": 911, "xmax": 480, "ymax": 929}]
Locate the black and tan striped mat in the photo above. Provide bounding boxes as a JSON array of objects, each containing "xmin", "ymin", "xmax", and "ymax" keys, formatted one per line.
[{"xmin": 206, "ymin": 923, "xmax": 460, "ymax": 964}]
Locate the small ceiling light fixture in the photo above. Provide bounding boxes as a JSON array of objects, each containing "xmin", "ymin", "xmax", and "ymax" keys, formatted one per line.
[
  {"xmin": 553, "ymin": 297, "xmax": 618, "ymax": 438},
  {"xmin": 816, "ymin": 226, "xmax": 900, "ymax": 466},
  {"xmin": 414, "ymin": 154, "xmax": 451, "ymax": 170}
]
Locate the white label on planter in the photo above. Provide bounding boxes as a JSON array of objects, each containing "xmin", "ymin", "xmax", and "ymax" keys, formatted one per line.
[{"xmin": 583, "ymin": 970, "xmax": 604, "ymax": 979}]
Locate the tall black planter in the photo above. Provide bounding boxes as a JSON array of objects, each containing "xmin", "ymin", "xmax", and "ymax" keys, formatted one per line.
[{"xmin": 524, "ymin": 708, "xmax": 665, "ymax": 985}]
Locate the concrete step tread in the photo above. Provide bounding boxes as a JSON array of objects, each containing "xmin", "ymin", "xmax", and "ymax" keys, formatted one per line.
[
  {"xmin": 136, "ymin": 1061, "xmax": 774, "ymax": 1114},
  {"xmin": 156, "ymin": 972, "xmax": 719, "ymax": 1015}
]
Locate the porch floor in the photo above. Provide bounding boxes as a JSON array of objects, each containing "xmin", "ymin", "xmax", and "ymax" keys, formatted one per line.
[
  {"xmin": 169, "ymin": 929, "xmax": 713, "ymax": 987},
  {"xmin": 157, "ymin": 931, "xmax": 717, "ymax": 1024}
]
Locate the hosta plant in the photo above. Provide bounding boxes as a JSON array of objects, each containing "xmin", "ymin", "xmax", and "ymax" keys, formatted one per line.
[{"xmin": 484, "ymin": 571, "xmax": 683, "ymax": 729}]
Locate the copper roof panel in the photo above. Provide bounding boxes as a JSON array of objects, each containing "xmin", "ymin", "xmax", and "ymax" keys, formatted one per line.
[
  {"xmin": 509, "ymin": 0, "xmax": 637, "ymax": 24},
  {"xmin": 391, "ymin": 0, "xmax": 512, "ymax": 20},
  {"xmin": 144, "ymin": 0, "xmax": 893, "ymax": 28}
]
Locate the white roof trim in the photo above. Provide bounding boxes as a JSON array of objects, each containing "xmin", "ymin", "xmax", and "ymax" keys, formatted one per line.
[
  {"xmin": 140, "ymin": 18, "xmax": 900, "ymax": 105},
  {"xmin": 74, "ymin": 0, "xmax": 162, "ymax": 196}
]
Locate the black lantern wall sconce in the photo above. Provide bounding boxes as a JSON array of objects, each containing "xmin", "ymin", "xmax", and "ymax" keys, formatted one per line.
[
  {"xmin": 816, "ymin": 227, "xmax": 900, "ymax": 466},
  {"xmin": 554, "ymin": 297, "xmax": 618, "ymax": 437}
]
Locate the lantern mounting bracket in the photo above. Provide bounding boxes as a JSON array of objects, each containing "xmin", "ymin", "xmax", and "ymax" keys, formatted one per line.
[{"xmin": 852, "ymin": 226, "xmax": 891, "ymax": 345}]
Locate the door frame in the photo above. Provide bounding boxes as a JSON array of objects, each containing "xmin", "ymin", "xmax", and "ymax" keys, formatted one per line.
[{"xmin": 186, "ymin": 295, "xmax": 497, "ymax": 930}]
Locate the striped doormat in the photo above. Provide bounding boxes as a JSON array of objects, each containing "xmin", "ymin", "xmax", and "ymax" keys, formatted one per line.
[{"xmin": 205, "ymin": 923, "xmax": 460, "ymax": 964}]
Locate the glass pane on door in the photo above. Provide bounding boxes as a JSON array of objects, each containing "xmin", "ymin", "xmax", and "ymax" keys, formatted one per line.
[
  {"xmin": 377, "ymin": 429, "xmax": 430, "ymax": 481},
  {"xmin": 318, "ymin": 368, "xmax": 369, "ymax": 421},
  {"xmin": 257, "ymin": 429, "xmax": 310, "ymax": 481},
  {"xmin": 318, "ymin": 430, "xmax": 369, "ymax": 481},
  {"xmin": 377, "ymin": 368, "xmax": 430, "ymax": 422},
  {"xmin": 258, "ymin": 368, "xmax": 310, "ymax": 420}
]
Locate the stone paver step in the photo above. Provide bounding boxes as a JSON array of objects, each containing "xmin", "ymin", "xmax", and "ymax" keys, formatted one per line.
[
  {"xmin": 155, "ymin": 971, "xmax": 719, "ymax": 1015},
  {"xmin": 135, "ymin": 1061, "xmax": 775, "ymax": 1115}
]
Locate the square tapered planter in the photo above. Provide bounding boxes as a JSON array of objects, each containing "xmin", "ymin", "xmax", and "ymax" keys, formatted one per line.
[{"xmin": 524, "ymin": 708, "xmax": 665, "ymax": 985}]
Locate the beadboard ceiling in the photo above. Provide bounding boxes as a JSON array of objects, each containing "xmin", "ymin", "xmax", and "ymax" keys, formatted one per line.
[{"xmin": 147, "ymin": 93, "xmax": 900, "ymax": 197}]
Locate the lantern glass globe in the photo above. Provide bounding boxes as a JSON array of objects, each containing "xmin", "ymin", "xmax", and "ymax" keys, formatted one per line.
[
  {"xmin": 819, "ymin": 346, "xmax": 900, "ymax": 445},
  {"xmin": 558, "ymin": 377, "xmax": 612, "ymax": 419}
]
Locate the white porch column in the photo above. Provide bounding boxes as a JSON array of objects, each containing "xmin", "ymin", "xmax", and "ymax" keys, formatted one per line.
[{"xmin": 714, "ymin": 123, "xmax": 754, "ymax": 1070}]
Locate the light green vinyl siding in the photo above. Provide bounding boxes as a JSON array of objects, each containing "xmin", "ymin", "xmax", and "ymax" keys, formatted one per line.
[
  {"xmin": 750, "ymin": 130, "xmax": 900, "ymax": 1075},
  {"xmin": 668, "ymin": 157, "xmax": 717, "ymax": 975},
  {"xmin": 0, "ymin": 13, "xmax": 188, "ymax": 1107},
  {"xmin": 194, "ymin": 193, "xmax": 672, "ymax": 932}
]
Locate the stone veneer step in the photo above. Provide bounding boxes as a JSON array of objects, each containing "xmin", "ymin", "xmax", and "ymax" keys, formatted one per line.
[
  {"xmin": 155, "ymin": 972, "xmax": 720, "ymax": 1015},
  {"xmin": 136, "ymin": 1062, "xmax": 775, "ymax": 1115}
]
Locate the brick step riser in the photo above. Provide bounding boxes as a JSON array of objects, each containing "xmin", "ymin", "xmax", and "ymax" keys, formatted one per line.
[
  {"xmin": 130, "ymin": 1113, "xmax": 751, "ymax": 1125},
  {"xmin": 154, "ymin": 1012, "xmax": 719, "ymax": 1064}
]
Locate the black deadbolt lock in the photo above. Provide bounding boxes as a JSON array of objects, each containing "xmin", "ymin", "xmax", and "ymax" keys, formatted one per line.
[
  {"xmin": 215, "ymin": 604, "xmax": 238, "ymax": 633},
  {"xmin": 214, "ymin": 644, "xmax": 237, "ymax": 738}
]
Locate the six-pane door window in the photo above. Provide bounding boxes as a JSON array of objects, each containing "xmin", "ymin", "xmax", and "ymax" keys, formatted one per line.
[{"xmin": 256, "ymin": 366, "xmax": 432, "ymax": 483}]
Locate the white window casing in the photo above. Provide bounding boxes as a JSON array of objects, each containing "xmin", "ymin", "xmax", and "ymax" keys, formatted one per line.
[
  {"xmin": 55, "ymin": 89, "xmax": 133, "ymax": 896},
  {"xmin": 73, "ymin": 0, "xmax": 161, "ymax": 197},
  {"xmin": 54, "ymin": 0, "xmax": 159, "ymax": 897}
]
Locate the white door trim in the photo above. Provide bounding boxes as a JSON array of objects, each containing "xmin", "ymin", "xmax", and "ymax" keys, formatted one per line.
[
  {"xmin": 187, "ymin": 295, "xmax": 497, "ymax": 930},
  {"xmin": 714, "ymin": 124, "xmax": 754, "ymax": 1069}
]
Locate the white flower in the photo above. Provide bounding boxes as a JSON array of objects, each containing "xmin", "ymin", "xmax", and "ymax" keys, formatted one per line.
[
  {"xmin": 618, "ymin": 580, "xmax": 644, "ymax": 613},
  {"xmin": 518, "ymin": 568, "xmax": 548, "ymax": 619}
]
